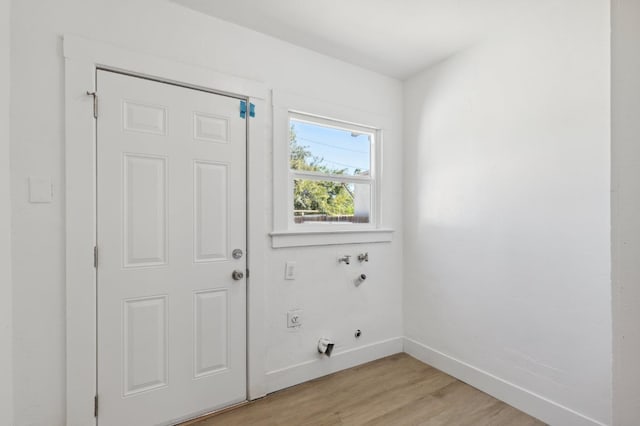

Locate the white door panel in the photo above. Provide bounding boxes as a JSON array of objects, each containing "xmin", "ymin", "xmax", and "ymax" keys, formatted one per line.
[{"xmin": 97, "ymin": 70, "xmax": 246, "ymax": 426}]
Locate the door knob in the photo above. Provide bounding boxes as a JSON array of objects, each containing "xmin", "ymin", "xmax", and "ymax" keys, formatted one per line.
[{"xmin": 232, "ymin": 270, "xmax": 244, "ymax": 281}]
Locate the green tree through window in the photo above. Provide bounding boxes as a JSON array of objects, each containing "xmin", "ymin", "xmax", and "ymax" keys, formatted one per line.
[{"xmin": 290, "ymin": 125, "xmax": 355, "ymax": 219}]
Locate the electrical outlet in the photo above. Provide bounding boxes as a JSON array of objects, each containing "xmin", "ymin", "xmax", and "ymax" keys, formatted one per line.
[
  {"xmin": 287, "ymin": 310, "xmax": 303, "ymax": 328},
  {"xmin": 285, "ymin": 261, "xmax": 296, "ymax": 280}
]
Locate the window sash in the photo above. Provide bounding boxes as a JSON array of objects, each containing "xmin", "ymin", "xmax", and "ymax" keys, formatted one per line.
[
  {"xmin": 289, "ymin": 169, "xmax": 373, "ymax": 184},
  {"xmin": 289, "ymin": 112, "xmax": 375, "ymax": 180},
  {"xmin": 289, "ymin": 174, "xmax": 375, "ymax": 227}
]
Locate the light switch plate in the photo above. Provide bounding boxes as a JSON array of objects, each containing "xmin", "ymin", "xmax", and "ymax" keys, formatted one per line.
[
  {"xmin": 285, "ymin": 261, "xmax": 296, "ymax": 280},
  {"xmin": 29, "ymin": 176, "xmax": 53, "ymax": 203}
]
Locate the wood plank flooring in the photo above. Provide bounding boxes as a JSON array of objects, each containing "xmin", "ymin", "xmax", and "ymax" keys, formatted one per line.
[{"xmin": 185, "ymin": 353, "xmax": 545, "ymax": 426}]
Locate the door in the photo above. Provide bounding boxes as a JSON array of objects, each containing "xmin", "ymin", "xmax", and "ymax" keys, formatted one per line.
[{"xmin": 96, "ymin": 70, "xmax": 247, "ymax": 425}]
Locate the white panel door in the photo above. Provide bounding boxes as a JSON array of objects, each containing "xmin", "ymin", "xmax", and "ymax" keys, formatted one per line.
[{"xmin": 96, "ymin": 70, "xmax": 247, "ymax": 426}]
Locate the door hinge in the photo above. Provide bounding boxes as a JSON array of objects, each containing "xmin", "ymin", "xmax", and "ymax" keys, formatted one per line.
[
  {"xmin": 94, "ymin": 395, "xmax": 98, "ymax": 417},
  {"xmin": 239, "ymin": 100, "xmax": 255, "ymax": 119},
  {"xmin": 86, "ymin": 91, "xmax": 98, "ymax": 118},
  {"xmin": 93, "ymin": 246, "xmax": 98, "ymax": 268}
]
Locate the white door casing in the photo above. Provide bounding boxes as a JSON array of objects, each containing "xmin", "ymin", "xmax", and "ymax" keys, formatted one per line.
[
  {"xmin": 64, "ymin": 36, "xmax": 268, "ymax": 426},
  {"xmin": 96, "ymin": 70, "xmax": 246, "ymax": 425}
]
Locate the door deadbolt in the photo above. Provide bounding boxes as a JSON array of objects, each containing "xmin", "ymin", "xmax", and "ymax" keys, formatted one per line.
[
  {"xmin": 232, "ymin": 249, "xmax": 243, "ymax": 259},
  {"xmin": 232, "ymin": 270, "xmax": 244, "ymax": 281}
]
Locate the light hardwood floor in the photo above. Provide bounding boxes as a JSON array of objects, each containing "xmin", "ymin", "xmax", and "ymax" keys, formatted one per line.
[{"xmin": 185, "ymin": 353, "xmax": 545, "ymax": 426}]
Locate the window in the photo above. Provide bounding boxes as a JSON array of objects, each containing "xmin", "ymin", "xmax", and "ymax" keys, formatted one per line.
[
  {"xmin": 271, "ymin": 90, "xmax": 393, "ymax": 247},
  {"xmin": 289, "ymin": 112, "xmax": 375, "ymax": 226}
]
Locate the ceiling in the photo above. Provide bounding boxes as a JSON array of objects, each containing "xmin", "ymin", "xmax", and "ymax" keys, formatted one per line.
[{"xmin": 173, "ymin": 0, "xmax": 516, "ymax": 80}]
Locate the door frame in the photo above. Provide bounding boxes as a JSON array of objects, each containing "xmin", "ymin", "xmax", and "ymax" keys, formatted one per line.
[{"xmin": 64, "ymin": 35, "xmax": 268, "ymax": 426}]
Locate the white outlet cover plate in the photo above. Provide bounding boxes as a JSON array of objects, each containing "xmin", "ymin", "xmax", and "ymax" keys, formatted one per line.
[{"xmin": 287, "ymin": 309, "xmax": 302, "ymax": 328}]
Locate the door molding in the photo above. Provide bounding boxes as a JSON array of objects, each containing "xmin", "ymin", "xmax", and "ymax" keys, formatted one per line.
[{"xmin": 64, "ymin": 35, "xmax": 268, "ymax": 426}]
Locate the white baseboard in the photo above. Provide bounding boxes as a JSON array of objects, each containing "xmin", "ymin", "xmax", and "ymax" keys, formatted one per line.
[
  {"xmin": 263, "ymin": 336, "xmax": 607, "ymax": 426},
  {"xmin": 265, "ymin": 337, "xmax": 404, "ymax": 394},
  {"xmin": 403, "ymin": 337, "xmax": 608, "ymax": 426}
]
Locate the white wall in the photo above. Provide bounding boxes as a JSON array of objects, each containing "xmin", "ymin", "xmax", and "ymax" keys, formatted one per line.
[
  {"xmin": 10, "ymin": 1, "xmax": 403, "ymax": 424},
  {"xmin": 0, "ymin": 0, "xmax": 13, "ymax": 424},
  {"xmin": 612, "ymin": 1, "xmax": 640, "ymax": 425},
  {"xmin": 403, "ymin": 1, "xmax": 611, "ymax": 425}
]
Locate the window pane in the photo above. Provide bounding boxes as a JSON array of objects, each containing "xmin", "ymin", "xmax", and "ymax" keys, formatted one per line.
[
  {"xmin": 290, "ymin": 119, "xmax": 371, "ymax": 177},
  {"xmin": 293, "ymin": 179, "xmax": 370, "ymax": 224}
]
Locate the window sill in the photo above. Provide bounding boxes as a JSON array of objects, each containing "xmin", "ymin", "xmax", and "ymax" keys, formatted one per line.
[{"xmin": 270, "ymin": 228, "xmax": 394, "ymax": 248}]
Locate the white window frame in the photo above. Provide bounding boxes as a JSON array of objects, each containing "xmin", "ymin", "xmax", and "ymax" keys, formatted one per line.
[
  {"xmin": 288, "ymin": 111, "xmax": 378, "ymax": 230},
  {"xmin": 271, "ymin": 90, "xmax": 394, "ymax": 248}
]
